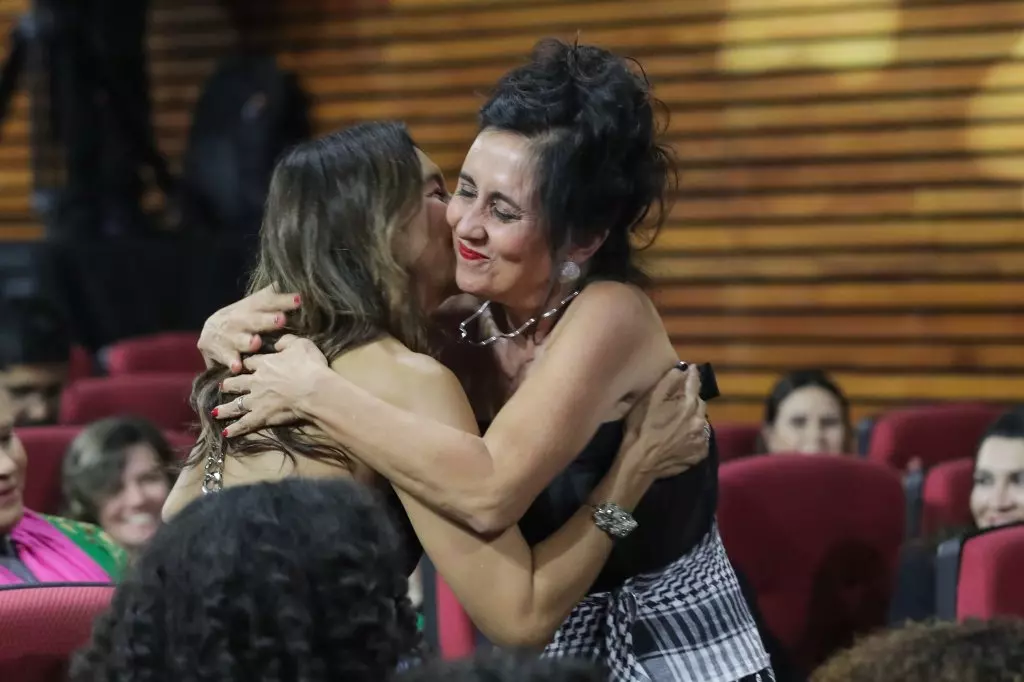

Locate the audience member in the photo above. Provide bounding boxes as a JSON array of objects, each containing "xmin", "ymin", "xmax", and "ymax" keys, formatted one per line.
[
  {"xmin": 889, "ymin": 407, "xmax": 1024, "ymax": 623},
  {"xmin": 71, "ymin": 478, "xmax": 420, "ymax": 682},
  {"xmin": 811, "ymin": 618, "xmax": 1024, "ymax": 682},
  {"xmin": 0, "ymin": 387, "xmax": 125, "ymax": 584},
  {"xmin": 0, "ymin": 296, "xmax": 72, "ymax": 426},
  {"xmin": 61, "ymin": 416, "xmax": 176, "ymax": 554},
  {"xmin": 397, "ymin": 652, "xmax": 604, "ymax": 681},
  {"xmin": 762, "ymin": 370, "xmax": 850, "ymax": 455},
  {"xmin": 970, "ymin": 407, "xmax": 1024, "ymax": 529}
]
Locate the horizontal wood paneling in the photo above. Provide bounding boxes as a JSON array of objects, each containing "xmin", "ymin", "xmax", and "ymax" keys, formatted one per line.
[{"xmin": 0, "ymin": 0, "xmax": 1020, "ymax": 423}]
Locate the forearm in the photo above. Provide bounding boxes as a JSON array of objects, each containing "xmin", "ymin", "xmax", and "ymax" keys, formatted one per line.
[
  {"xmin": 299, "ymin": 367, "xmax": 507, "ymax": 532},
  {"xmin": 405, "ymin": 455, "xmax": 653, "ymax": 649}
]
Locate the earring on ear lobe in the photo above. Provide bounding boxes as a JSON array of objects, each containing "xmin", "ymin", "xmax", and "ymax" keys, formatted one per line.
[{"xmin": 559, "ymin": 260, "xmax": 581, "ymax": 284}]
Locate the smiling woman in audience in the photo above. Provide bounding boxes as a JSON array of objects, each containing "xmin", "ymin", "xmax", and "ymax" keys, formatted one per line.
[
  {"xmin": 195, "ymin": 39, "xmax": 770, "ymax": 682},
  {"xmin": 61, "ymin": 416, "xmax": 176, "ymax": 554},
  {"xmin": 0, "ymin": 387, "xmax": 125, "ymax": 585},
  {"xmin": 889, "ymin": 406, "xmax": 1024, "ymax": 624},
  {"xmin": 762, "ymin": 369, "xmax": 851, "ymax": 455},
  {"xmin": 970, "ymin": 407, "xmax": 1024, "ymax": 529}
]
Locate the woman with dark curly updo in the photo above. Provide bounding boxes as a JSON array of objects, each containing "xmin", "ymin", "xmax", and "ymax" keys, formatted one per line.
[
  {"xmin": 72, "ymin": 478, "xmax": 420, "ymax": 682},
  {"xmin": 199, "ymin": 40, "xmax": 769, "ymax": 681}
]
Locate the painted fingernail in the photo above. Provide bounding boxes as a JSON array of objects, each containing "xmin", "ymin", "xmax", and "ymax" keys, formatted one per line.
[
  {"xmin": 222, "ymin": 429, "xmax": 229, "ymax": 437},
  {"xmin": 211, "ymin": 408, "xmax": 219, "ymax": 417},
  {"xmin": 293, "ymin": 295, "xmax": 301, "ymax": 306},
  {"xmin": 275, "ymin": 314, "xmax": 285, "ymax": 327}
]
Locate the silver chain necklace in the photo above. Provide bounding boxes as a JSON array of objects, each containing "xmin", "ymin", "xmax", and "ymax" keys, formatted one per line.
[{"xmin": 459, "ymin": 290, "xmax": 581, "ymax": 347}]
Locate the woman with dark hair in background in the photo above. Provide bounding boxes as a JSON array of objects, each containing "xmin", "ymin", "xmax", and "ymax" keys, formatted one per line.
[
  {"xmin": 72, "ymin": 478, "xmax": 420, "ymax": 682},
  {"xmin": 62, "ymin": 416, "xmax": 176, "ymax": 554},
  {"xmin": 762, "ymin": 370, "xmax": 851, "ymax": 455},
  {"xmin": 889, "ymin": 406, "xmax": 1024, "ymax": 624},
  {"xmin": 163, "ymin": 120, "xmax": 712, "ymax": 664},
  {"xmin": 202, "ymin": 40, "xmax": 770, "ymax": 681}
]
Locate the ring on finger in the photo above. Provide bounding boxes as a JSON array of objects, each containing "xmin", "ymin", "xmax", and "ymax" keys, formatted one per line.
[
  {"xmin": 236, "ymin": 395, "xmax": 247, "ymax": 413},
  {"xmin": 703, "ymin": 420, "xmax": 712, "ymax": 443}
]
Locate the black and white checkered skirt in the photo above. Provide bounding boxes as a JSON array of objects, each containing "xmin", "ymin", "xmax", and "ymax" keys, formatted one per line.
[{"xmin": 542, "ymin": 521, "xmax": 772, "ymax": 682}]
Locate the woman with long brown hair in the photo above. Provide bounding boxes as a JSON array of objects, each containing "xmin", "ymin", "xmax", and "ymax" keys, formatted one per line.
[{"xmin": 164, "ymin": 119, "xmax": 709, "ymax": 652}]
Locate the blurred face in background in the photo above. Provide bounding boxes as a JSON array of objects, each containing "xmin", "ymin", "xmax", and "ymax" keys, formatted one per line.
[
  {"xmin": 971, "ymin": 436, "xmax": 1024, "ymax": 529},
  {"xmin": 763, "ymin": 385, "xmax": 847, "ymax": 455},
  {"xmin": 0, "ymin": 388, "xmax": 27, "ymax": 534},
  {"xmin": 0, "ymin": 362, "xmax": 67, "ymax": 426},
  {"xmin": 96, "ymin": 442, "xmax": 170, "ymax": 552}
]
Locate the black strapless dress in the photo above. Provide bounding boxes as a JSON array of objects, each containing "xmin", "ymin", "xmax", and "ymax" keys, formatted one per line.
[
  {"xmin": 515, "ymin": 419, "xmax": 716, "ymax": 594},
  {"xmin": 503, "ymin": 422, "xmax": 771, "ymax": 682}
]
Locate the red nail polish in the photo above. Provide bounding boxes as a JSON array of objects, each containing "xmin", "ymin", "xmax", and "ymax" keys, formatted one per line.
[
  {"xmin": 275, "ymin": 314, "xmax": 285, "ymax": 327},
  {"xmin": 222, "ymin": 429, "xmax": 229, "ymax": 437},
  {"xmin": 211, "ymin": 408, "xmax": 219, "ymax": 418},
  {"xmin": 293, "ymin": 295, "xmax": 301, "ymax": 306}
]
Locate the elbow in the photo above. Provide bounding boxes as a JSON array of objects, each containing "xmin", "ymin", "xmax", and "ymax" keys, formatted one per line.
[{"xmin": 461, "ymin": 486, "xmax": 525, "ymax": 536}]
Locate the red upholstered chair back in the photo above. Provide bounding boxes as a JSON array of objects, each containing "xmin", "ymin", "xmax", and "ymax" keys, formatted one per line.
[
  {"xmin": 0, "ymin": 583, "xmax": 114, "ymax": 682},
  {"xmin": 105, "ymin": 332, "xmax": 204, "ymax": 376},
  {"xmin": 714, "ymin": 423, "xmax": 762, "ymax": 462},
  {"xmin": 163, "ymin": 429, "xmax": 197, "ymax": 461},
  {"xmin": 59, "ymin": 374, "xmax": 197, "ymax": 432},
  {"xmin": 718, "ymin": 455, "xmax": 904, "ymax": 674},
  {"xmin": 867, "ymin": 403, "xmax": 1004, "ymax": 471},
  {"xmin": 67, "ymin": 346, "xmax": 94, "ymax": 385},
  {"xmin": 921, "ymin": 458, "xmax": 975, "ymax": 537},
  {"xmin": 17, "ymin": 426, "xmax": 83, "ymax": 514},
  {"xmin": 955, "ymin": 523, "xmax": 1024, "ymax": 620}
]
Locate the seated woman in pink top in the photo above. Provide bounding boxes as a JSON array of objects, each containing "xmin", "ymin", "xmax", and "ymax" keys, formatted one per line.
[{"xmin": 0, "ymin": 387, "xmax": 125, "ymax": 585}]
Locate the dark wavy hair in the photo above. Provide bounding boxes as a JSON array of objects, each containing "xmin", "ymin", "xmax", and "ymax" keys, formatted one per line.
[
  {"xmin": 396, "ymin": 652, "xmax": 605, "ymax": 681},
  {"xmin": 186, "ymin": 121, "xmax": 426, "ymax": 472},
  {"xmin": 764, "ymin": 369, "xmax": 850, "ymax": 428},
  {"xmin": 70, "ymin": 478, "xmax": 420, "ymax": 682},
  {"xmin": 478, "ymin": 38, "xmax": 675, "ymax": 288},
  {"xmin": 981, "ymin": 407, "xmax": 1024, "ymax": 444},
  {"xmin": 811, "ymin": 618, "xmax": 1024, "ymax": 682},
  {"xmin": 61, "ymin": 416, "xmax": 176, "ymax": 524}
]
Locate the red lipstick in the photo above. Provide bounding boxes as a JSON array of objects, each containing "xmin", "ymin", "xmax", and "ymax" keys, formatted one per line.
[{"xmin": 458, "ymin": 242, "xmax": 487, "ymax": 261}]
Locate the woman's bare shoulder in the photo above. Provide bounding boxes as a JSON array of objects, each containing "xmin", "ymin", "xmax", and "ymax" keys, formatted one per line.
[
  {"xmin": 330, "ymin": 337, "xmax": 468, "ymax": 418},
  {"xmin": 552, "ymin": 281, "xmax": 664, "ymax": 345}
]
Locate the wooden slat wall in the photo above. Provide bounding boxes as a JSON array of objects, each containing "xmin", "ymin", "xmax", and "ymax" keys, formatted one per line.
[{"xmin": 1, "ymin": 0, "xmax": 1022, "ymax": 422}]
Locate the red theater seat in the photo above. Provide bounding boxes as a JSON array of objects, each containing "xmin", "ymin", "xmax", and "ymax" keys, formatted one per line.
[
  {"xmin": 0, "ymin": 583, "xmax": 114, "ymax": 682},
  {"xmin": 105, "ymin": 332, "xmax": 204, "ymax": 376},
  {"xmin": 163, "ymin": 429, "xmax": 196, "ymax": 460},
  {"xmin": 59, "ymin": 374, "xmax": 196, "ymax": 432},
  {"xmin": 714, "ymin": 423, "xmax": 761, "ymax": 461},
  {"xmin": 67, "ymin": 346, "xmax": 94, "ymax": 384},
  {"xmin": 868, "ymin": 403, "xmax": 1004, "ymax": 471},
  {"xmin": 936, "ymin": 523, "xmax": 1024, "ymax": 620},
  {"xmin": 921, "ymin": 458, "xmax": 975, "ymax": 537},
  {"xmin": 17, "ymin": 426, "xmax": 82, "ymax": 514},
  {"xmin": 718, "ymin": 455, "xmax": 904, "ymax": 674}
]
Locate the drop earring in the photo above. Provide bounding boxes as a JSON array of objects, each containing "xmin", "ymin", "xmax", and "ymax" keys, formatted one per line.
[{"xmin": 559, "ymin": 260, "xmax": 581, "ymax": 284}]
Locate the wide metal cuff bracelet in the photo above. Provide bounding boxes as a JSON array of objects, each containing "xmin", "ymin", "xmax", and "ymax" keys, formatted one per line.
[{"xmin": 591, "ymin": 502, "xmax": 638, "ymax": 539}]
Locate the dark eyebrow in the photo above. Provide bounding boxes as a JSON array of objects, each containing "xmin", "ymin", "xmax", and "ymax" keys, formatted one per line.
[{"xmin": 459, "ymin": 172, "xmax": 522, "ymax": 211}]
